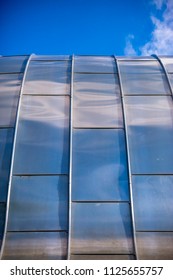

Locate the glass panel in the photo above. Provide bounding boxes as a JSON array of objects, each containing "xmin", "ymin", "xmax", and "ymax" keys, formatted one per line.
[
  {"xmin": 72, "ymin": 129, "xmax": 129, "ymax": 201},
  {"xmin": 119, "ymin": 60, "xmax": 163, "ymax": 74},
  {"xmin": 70, "ymin": 254, "xmax": 135, "ymax": 260},
  {"xmin": 2, "ymin": 232, "xmax": 67, "ymax": 260},
  {"xmin": 120, "ymin": 73, "xmax": 170, "ymax": 95},
  {"xmin": 74, "ymin": 56, "xmax": 116, "ymax": 73},
  {"xmin": 169, "ymin": 74, "xmax": 173, "ymax": 88},
  {"xmin": 133, "ymin": 176, "xmax": 173, "ymax": 231},
  {"xmin": 71, "ymin": 202, "xmax": 134, "ymax": 254},
  {"xmin": 8, "ymin": 176, "xmax": 68, "ymax": 231},
  {"xmin": 0, "ymin": 56, "xmax": 28, "ymax": 73},
  {"xmin": 0, "ymin": 203, "xmax": 6, "ymax": 240},
  {"xmin": 0, "ymin": 74, "xmax": 22, "ymax": 126},
  {"xmin": 32, "ymin": 55, "xmax": 70, "ymax": 61},
  {"xmin": 73, "ymin": 74, "xmax": 123, "ymax": 128},
  {"xmin": 137, "ymin": 232, "xmax": 173, "ymax": 260},
  {"xmin": 160, "ymin": 57, "xmax": 173, "ymax": 73},
  {"xmin": 125, "ymin": 96, "xmax": 173, "ymax": 174},
  {"xmin": 0, "ymin": 129, "xmax": 13, "ymax": 202},
  {"xmin": 117, "ymin": 56, "xmax": 155, "ymax": 60},
  {"xmin": 13, "ymin": 96, "xmax": 70, "ymax": 174},
  {"xmin": 23, "ymin": 61, "xmax": 71, "ymax": 95}
]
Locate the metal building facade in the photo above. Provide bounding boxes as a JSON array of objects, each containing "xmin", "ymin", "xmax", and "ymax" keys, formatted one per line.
[{"xmin": 0, "ymin": 55, "xmax": 173, "ymax": 260}]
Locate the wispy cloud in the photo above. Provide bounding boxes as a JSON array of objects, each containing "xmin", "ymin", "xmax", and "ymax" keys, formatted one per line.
[
  {"xmin": 124, "ymin": 34, "xmax": 137, "ymax": 56},
  {"xmin": 124, "ymin": 0, "xmax": 173, "ymax": 55},
  {"xmin": 152, "ymin": 0, "xmax": 165, "ymax": 10}
]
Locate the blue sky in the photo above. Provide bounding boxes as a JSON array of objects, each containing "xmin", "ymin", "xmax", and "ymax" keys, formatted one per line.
[{"xmin": 0, "ymin": 0, "xmax": 172, "ymax": 56}]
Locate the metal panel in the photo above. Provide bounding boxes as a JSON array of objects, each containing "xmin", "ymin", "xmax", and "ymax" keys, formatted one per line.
[
  {"xmin": 74, "ymin": 56, "xmax": 116, "ymax": 73},
  {"xmin": 13, "ymin": 95, "xmax": 70, "ymax": 174},
  {"xmin": 23, "ymin": 60, "xmax": 71, "ymax": 95},
  {"xmin": 73, "ymin": 74, "xmax": 123, "ymax": 128},
  {"xmin": 125, "ymin": 96, "xmax": 173, "ymax": 174},
  {"xmin": 120, "ymin": 73, "xmax": 170, "ymax": 95},
  {"xmin": 32, "ymin": 55, "xmax": 70, "ymax": 61},
  {"xmin": 71, "ymin": 203, "xmax": 134, "ymax": 254},
  {"xmin": 0, "ymin": 204, "xmax": 6, "ymax": 239},
  {"xmin": 137, "ymin": 232, "xmax": 173, "ymax": 260},
  {"xmin": 133, "ymin": 176, "xmax": 173, "ymax": 231},
  {"xmin": 160, "ymin": 57, "xmax": 173, "ymax": 73},
  {"xmin": 70, "ymin": 254, "xmax": 135, "ymax": 260},
  {"xmin": 0, "ymin": 129, "xmax": 13, "ymax": 202},
  {"xmin": 72, "ymin": 129, "xmax": 129, "ymax": 201},
  {"xmin": 2, "ymin": 232, "xmax": 67, "ymax": 260},
  {"xmin": 169, "ymin": 74, "xmax": 173, "ymax": 87},
  {"xmin": 0, "ymin": 56, "xmax": 28, "ymax": 73},
  {"xmin": 119, "ymin": 60, "xmax": 163, "ymax": 74},
  {"xmin": 7, "ymin": 176, "xmax": 68, "ymax": 231},
  {"xmin": 0, "ymin": 74, "xmax": 22, "ymax": 126}
]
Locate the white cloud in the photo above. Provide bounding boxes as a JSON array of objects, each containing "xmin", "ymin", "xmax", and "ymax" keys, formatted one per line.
[
  {"xmin": 124, "ymin": 34, "xmax": 137, "ymax": 56},
  {"xmin": 152, "ymin": 0, "xmax": 165, "ymax": 10},
  {"xmin": 124, "ymin": 0, "xmax": 173, "ymax": 56}
]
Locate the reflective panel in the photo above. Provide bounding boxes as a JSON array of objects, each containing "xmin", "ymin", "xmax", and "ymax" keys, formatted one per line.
[
  {"xmin": 8, "ymin": 176, "xmax": 68, "ymax": 231},
  {"xmin": 70, "ymin": 255, "xmax": 135, "ymax": 260},
  {"xmin": 13, "ymin": 96, "xmax": 69, "ymax": 174},
  {"xmin": 160, "ymin": 57, "xmax": 173, "ymax": 73},
  {"xmin": 133, "ymin": 176, "xmax": 173, "ymax": 231},
  {"xmin": 0, "ymin": 56, "xmax": 28, "ymax": 73},
  {"xmin": 0, "ymin": 203, "xmax": 6, "ymax": 240},
  {"xmin": 117, "ymin": 56, "xmax": 155, "ymax": 60},
  {"xmin": 119, "ymin": 60, "xmax": 163, "ymax": 74},
  {"xmin": 0, "ymin": 129, "xmax": 13, "ymax": 202},
  {"xmin": 23, "ymin": 60, "xmax": 71, "ymax": 95},
  {"xmin": 71, "ymin": 203, "xmax": 134, "ymax": 254},
  {"xmin": 0, "ymin": 74, "xmax": 22, "ymax": 126},
  {"xmin": 2, "ymin": 232, "xmax": 67, "ymax": 260},
  {"xmin": 73, "ymin": 74, "xmax": 123, "ymax": 128},
  {"xmin": 32, "ymin": 55, "xmax": 70, "ymax": 61},
  {"xmin": 120, "ymin": 73, "xmax": 170, "ymax": 95},
  {"xmin": 72, "ymin": 129, "xmax": 129, "ymax": 201},
  {"xmin": 74, "ymin": 56, "xmax": 116, "ymax": 73},
  {"xmin": 137, "ymin": 232, "xmax": 173, "ymax": 260},
  {"xmin": 169, "ymin": 74, "xmax": 173, "ymax": 88},
  {"xmin": 125, "ymin": 96, "xmax": 173, "ymax": 174}
]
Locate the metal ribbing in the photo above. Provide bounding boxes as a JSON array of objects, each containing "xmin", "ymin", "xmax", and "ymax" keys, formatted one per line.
[
  {"xmin": 67, "ymin": 54, "xmax": 74, "ymax": 260},
  {"xmin": 0, "ymin": 54, "xmax": 33, "ymax": 259},
  {"xmin": 152, "ymin": 55, "xmax": 173, "ymax": 97},
  {"xmin": 114, "ymin": 56, "xmax": 138, "ymax": 260}
]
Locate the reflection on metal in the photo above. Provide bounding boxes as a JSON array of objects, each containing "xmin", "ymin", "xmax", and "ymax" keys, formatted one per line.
[
  {"xmin": 67, "ymin": 55, "xmax": 74, "ymax": 260},
  {"xmin": 0, "ymin": 54, "xmax": 173, "ymax": 260},
  {"xmin": 153, "ymin": 55, "xmax": 173, "ymax": 98},
  {"xmin": 115, "ymin": 56, "xmax": 138, "ymax": 260},
  {"xmin": 0, "ymin": 54, "xmax": 33, "ymax": 259}
]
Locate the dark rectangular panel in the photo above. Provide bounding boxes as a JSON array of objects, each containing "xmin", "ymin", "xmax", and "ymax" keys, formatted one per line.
[
  {"xmin": 125, "ymin": 96, "xmax": 173, "ymax": 174},
  {"xmin": 0, "ymin": 129, "xmax": 13, "ymax": 202},
  {"xmin": 74, "ymin": 56, "xmax": 116, "ymax": 73},
  {"xmin": 70, "ymin": 255, "xmax": 135, "ymax": 260},
  {"xmin": 73, "ymin": 74, "xmax": 123, "ymax": 128},
  {"xmin": 23, "ymin": 60, "xmax": 71, "ymax": 95},
  {"xmin": 133, "ymin": 176, "xmax": 173, "ymax": 231},
  {"xmin": 72, "ymin": 129, "xmax": 129, "ymax": 201},
  {"xmin": 0, "ymin": 203, "xmax": 6, "ymax": 239},
  {"xmin": 0, "ymin": 56, "xmax": 28, "ymax": 73},
  {"xmin": 13, "ymin": 95, "xmax": 70, "ymax": 174},
  {"xmin": 2, "ymin": 232, "xmax": 67, "ymax": 260},
  {"xmin": 71, "ymin": 203, "xmax": 134, "ymax": 254},
  {"xmin": 119, "ymin": 60, "xmax": 163, "ymax": 74},
  {"xmin": 137, "ymin": 232, "xmax": 173, "ymax": 260},
  {"xmin": 8, "ymin": 176, "xmax": 68, "ymax": 231},
  {"xmin": 120, "ymin": 73, "xmax": 170, "ymax": 95},
  {"xmin": 0, "ymin": 74, "xmax": 22, "ymax": 126}
]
